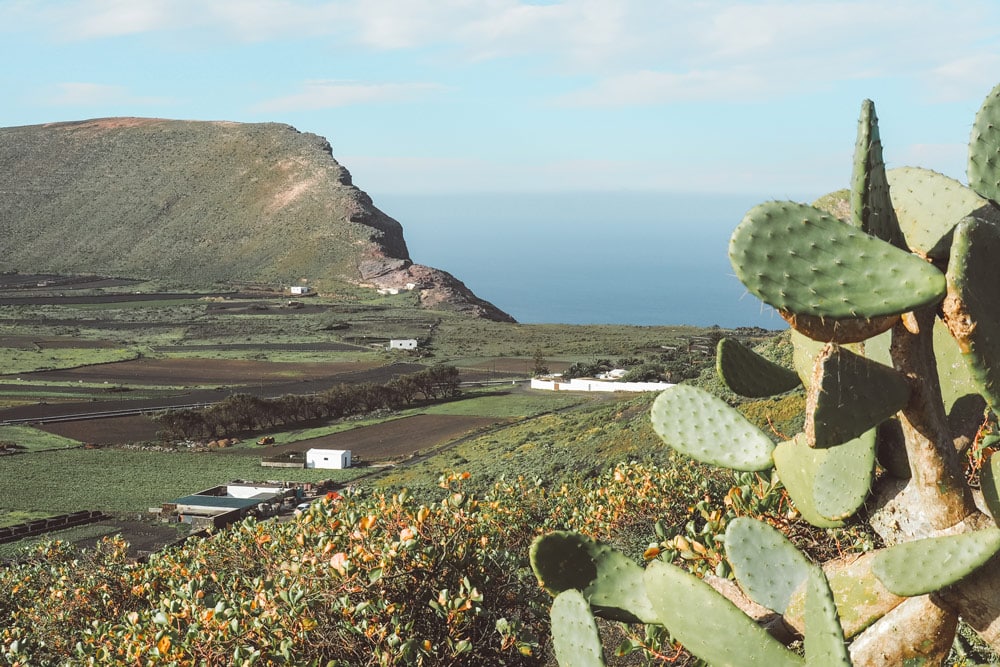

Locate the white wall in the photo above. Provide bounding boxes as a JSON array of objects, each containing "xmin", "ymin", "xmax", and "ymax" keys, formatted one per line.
[
  {"xmin": 226, "ymin": 484, "xmax": 283, "ymax": 499},
  {"xmin": 530, "ymin": 378, "xmax": 674, "ymax": 393}
]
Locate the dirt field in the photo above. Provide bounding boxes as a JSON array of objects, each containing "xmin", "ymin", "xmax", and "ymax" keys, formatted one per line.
[
  {"xmin": 36, "ymin": 415, "xmax": 162, "ymax": 444},
  {"xmin": 0, "ymin": 362, "xmax": 428, "ymax": 427},
  {"xmin": 251, "ymin": 414, "xmax": 503, "ymax": 462},
  {"xmin": 20, "ymin": 357, "xmax": 383, "ymax": 386},
  {"xmin": 33, "ymin": 413, "xmax": 503, "ymax": 462}
]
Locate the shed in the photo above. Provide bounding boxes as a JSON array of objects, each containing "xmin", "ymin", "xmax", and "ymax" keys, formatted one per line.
[
  {"xmin": 289, "ymin": 285, "xmax": 310, "ymax": 295},
  {"xmin": 389, "ymin": 339, "xmax": 418, "ymax": 350},
  {"xmin": 306, "ymin": 448, "xmax": 352, "ymax": 469}
]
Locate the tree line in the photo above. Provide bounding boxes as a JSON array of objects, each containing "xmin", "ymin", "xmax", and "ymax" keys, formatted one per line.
[{"xmin": 155, "ymin": 366, "xmax": 461, "ymax": 440}]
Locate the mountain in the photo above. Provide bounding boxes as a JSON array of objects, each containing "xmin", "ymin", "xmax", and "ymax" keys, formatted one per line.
[{"xmin": 0, "ymin": 117, "xmax": 514, "ymax": 322}]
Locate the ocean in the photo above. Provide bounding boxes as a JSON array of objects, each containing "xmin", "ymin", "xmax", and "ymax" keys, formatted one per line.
[{"xmin": 374, "ymin": 192, "xmax": 796, "ymax": 330}]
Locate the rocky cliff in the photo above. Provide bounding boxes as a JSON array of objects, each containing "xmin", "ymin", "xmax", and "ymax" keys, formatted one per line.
[{"xmin": 0, "ymin": 117, "xmax": 514, "ymax": 322}]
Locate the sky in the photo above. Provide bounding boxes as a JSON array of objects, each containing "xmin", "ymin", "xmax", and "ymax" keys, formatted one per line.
[{"xmin": 4, "ymin": 1, "xmax": 1000, "ymax": 201}]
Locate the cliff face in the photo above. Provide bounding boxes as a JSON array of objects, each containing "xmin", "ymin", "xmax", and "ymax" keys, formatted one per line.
[{"xmin": 0, "ymin": 117, "xmax": 514, "ymax": 322}]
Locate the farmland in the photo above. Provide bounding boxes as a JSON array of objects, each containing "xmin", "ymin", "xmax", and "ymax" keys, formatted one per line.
[{"xmin": 0, "ymin": 272, "xmax": 772, "ymax": 559}]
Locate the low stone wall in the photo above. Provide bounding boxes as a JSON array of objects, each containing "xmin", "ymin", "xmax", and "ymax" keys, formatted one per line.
[{"xmin": 260, "ymin": 459, "xmax": 305, "ymax": 468}]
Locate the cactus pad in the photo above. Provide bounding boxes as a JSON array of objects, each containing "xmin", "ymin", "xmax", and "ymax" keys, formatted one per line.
[
  {"xmin": 852, "ymin": 99, "xmax": 905, "ymax": 249},
  {"xmin": 773, "ymin": 431, "xmax": 875, "ymax": 526},
  {"xmin": 781, "ymin": 312, "xmax": 898, "ymax": 344},
  {"xmin": 871, "ymin": 528, "xmax": 1000, "ymax": 597},
  {"xmin": 805, "ymin": 343, "xmax": 911, "ymax": 448},
  {"xmin": 716, "ymin": 337, "xmax": 801, "ymax": 397},
  {"xmin": 549, "ymin": 590, "xmax": 607, "ymax": 667},
  {"xmin": 887, "ymin": 167, "xmax": 996, "ymax": 258},
  {"xmin": 969, "ymin": 81, "xmax": 1000, "ymax": 202},
  {"xmin": 643, "ymin": 560, "xmax": 804, "ymax": 666},
  {"xmin": 724, "ymin": 517, "xmax": 812, "ymax": 614},
  {"xmin": 529, "ymin": 531, "xmax": 656, "ymax": 623},
  {"xmin": 804, "ymin": 567, "xmax": 851, "ymax": 666},
  {"xmin": 944, "ymin": 216, "xmax": 1000, "ymax": 410},
  {"xmin": 730, "ymin": 201, "xmax": 946, "ymax": 322},
  {"xmin": 981, "ymin": 452, "xmax": 1000, "ymax": 525},
  {"xmin": 650, "ymin": 384, "xmax": 774, "ymax": 471},
  {"xmin": 786, "ymin": 552, "xmax": 905, "ymax": 640}
]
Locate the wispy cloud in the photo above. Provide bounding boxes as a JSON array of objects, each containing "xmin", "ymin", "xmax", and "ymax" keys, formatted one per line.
[
  {"xmin": 252, "ymin": 80, "xmax": 446, "ymax": 112},
  {"xmin": 10, "ymin": 0, "xmax": 1000, "ymax": 106},
  {"xmin": 555, "ymin": 67, "xmax": 771, "ymax": 106},
  {"xmin": 44, "ymin": 82, "xmax": 169, "ymax": 107}
]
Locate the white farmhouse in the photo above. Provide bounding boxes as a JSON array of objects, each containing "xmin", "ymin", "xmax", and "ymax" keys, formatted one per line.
[
  {"xmin": 306, "ymin": 448, "xmax": 352, "ymax": 469},
  {"xmin": 289, "ymin": 285, "xmax": 310, "ymax": 295},
  {"xmin": 389, "ymin": 339, "xmax": 418, "ymax": 350}
]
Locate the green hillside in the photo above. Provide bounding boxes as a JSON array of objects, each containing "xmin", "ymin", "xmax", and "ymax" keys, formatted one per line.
[{"xmin": 0, "ymin": 118, "xmax": 512, "ymax": 320}]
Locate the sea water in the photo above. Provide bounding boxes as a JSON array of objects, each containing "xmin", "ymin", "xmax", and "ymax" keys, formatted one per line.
[{"xmin": 374, "ymin": 192, "xmax": 797, "ymax": 330}]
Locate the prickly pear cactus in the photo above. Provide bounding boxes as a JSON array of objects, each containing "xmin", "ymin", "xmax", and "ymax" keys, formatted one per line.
[{"xmin": 534, "ymin": 84, "xmax": 1000, "ymax": 666}]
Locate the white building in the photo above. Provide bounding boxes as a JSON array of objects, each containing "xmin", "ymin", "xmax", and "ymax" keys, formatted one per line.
[
  {"xmin": 530, "ymin": 377, "xmax": 674, "ymax": 393},
  {"xmin": 389, "ymin": 339, "xmax": 418, "ymax": 350},
  {"xmin": 306, "ymin": 448, "xmax": 352, "ymax": 469},
  {"xmin": 289, "ymin": 285, "xmax": 310, "ymax": 295}
]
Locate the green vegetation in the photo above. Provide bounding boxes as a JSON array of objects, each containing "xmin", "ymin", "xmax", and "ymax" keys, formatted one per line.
[
  {"xmin": 418, "ymin": 389, "xmax": 592, "ymax": 418},
  {"xmin": 0, "ymin": 449, "xmax": 361, "ymax": 514},
  {"xmin": 0, "ymin": 115, "xmax": 790, "ymax": 666},
  {"xmin": 0, "ymin": 510, "xmax": 52, "ymax": 529},
  {"xmin": 0, "ymin": 120, "xmax": 408, "ymax": 292},
  {"xmin": 0, "ymin": 346, "xmax": 139, "ymax": 374},
  {"xmin": 0, "ymin": 522, "xmax": 127, "ymax": 561},
  {"xmin": 0, "ymin": 425, "xmax": 80, "ymax": 452},
  {"xmin": 0, "ymin": 458, "xmax": 741, "ymax": 665}
]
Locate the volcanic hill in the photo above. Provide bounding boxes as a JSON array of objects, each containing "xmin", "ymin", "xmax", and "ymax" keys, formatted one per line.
[{"xmin": 0, "ymin": 117, "xmax": 513, "ymax": 321}]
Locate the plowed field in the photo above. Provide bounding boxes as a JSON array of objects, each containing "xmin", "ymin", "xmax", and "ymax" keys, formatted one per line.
[{"xmin": 250, "ymin": 414, "xmax": 503, "ymax": 462}]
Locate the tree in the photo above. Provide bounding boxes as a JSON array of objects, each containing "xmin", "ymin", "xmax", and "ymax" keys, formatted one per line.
[
  {"xmin": 532, "ymin": 83, "xmax": 1000, "ymax": 665},
  {"xmin": 531, "ymin": 347, "xmax": 549, "ymax": 376}
]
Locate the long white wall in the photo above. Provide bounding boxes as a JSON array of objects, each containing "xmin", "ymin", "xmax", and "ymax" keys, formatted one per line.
[{"xmin": 530, "ymin": 378, "xmax": 674, "ymax": 393}]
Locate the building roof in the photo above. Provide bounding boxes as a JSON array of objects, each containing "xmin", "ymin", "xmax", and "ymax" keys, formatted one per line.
[{"xmin": 173, "ymin": 492, "xmax": 279, "ymax": 510}]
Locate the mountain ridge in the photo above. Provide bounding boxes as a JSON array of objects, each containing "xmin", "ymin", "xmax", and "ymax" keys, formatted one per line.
[{"xmin": 0, "ymin": 117, "xmax": 514, "ymax": 322}]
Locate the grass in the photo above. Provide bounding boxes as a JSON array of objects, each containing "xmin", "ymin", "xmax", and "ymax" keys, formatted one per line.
[
  {"xmin": 0, "ymin": 449, "xmax": 366, "ymax": 515},
  {"xmin": 0, "ymin": 425, "xmax": 81, "ymax": 451},
  {"xmin": 0, "ymin": 346, "xmax": 140, "ymax": 375},
  {"xmin": 374, "ymin": 391, "xmax": 673, "ymax": 492},
  {"xmin": 0, "ymin": 509, "xmax": 54, "ymax": 528},
  {"xmin": 417, "ymin": 388, "xmax": 594, "ymax": 418}
]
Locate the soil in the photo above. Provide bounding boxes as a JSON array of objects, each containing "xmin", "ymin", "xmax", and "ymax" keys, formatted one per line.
[
  {"xmin": 36, "ymin": 415, "xmax": 161, "ymax": 444},
  {"xmin": 73, "ymin": 519, "xmax": 190, "ymax": 559},
  {"xmin": 0, "ymin": 362, "xmax": 430, "ymax": 443},
  {"xmin": 17, "ymin": 357, "xmax": 384, "ymax": 386},
  {"xmin": 247, "ymin": 414, "xmax": 503, "ymax": 462}
]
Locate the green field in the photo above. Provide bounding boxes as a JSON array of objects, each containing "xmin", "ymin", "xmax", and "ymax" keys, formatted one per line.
[
  {"xmin": 0, "ymin": 425, "xmax": 80, "ymax": 452},
  {"xmin": 0, "ymin": 449, "xmax": 363, "ymax": 514}
]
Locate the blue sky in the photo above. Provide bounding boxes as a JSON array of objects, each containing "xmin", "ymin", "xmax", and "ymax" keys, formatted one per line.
[{"xmin": 4, "ymin": 1, "xmax": 1000, "ymax": 200}]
